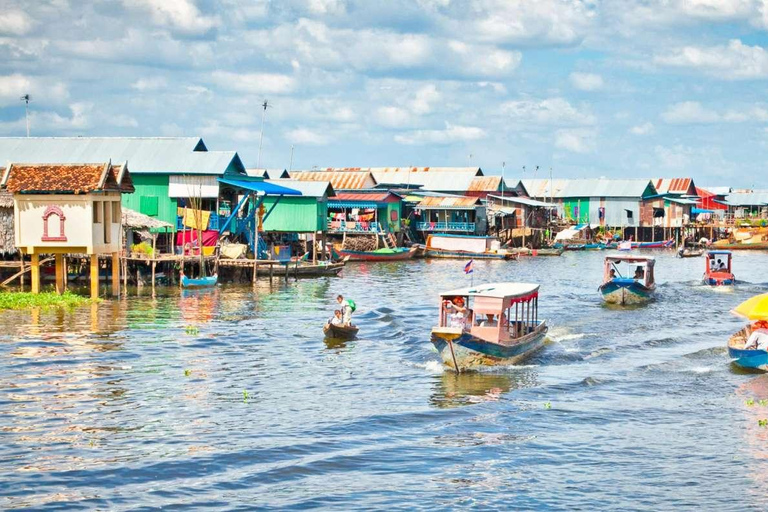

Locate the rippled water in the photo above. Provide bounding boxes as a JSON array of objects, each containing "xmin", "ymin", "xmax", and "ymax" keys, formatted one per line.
[{"xmin": 2, "ymin": 251, "xmax": 768, "ymax": 510}]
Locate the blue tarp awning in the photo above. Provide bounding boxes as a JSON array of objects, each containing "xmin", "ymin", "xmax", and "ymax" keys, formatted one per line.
[
  {"xmin": 692, "ymin": 207, "xmax": 715, "ymax": 214},
  {"xmin": 218, "ymin": 177, "xmax": 302, "ymax": 196},
  {"xmin": 328, "ymin": 201, "xmax": 379, "ymax": 209}
]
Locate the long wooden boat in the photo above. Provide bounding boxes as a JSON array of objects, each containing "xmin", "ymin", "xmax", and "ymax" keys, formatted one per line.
[
  {"xmin": 703, "ymin": 250, "xmax": 735, "ymax": 286},
  {"xmin": 323, "ymin": 323, "xmax": 359, "ymax": 340},
  {"xmin": 430, "ymin": 282, "xmax": 547, "ymax": 372},
  {"xmin": 728, "ymin": 327, "xmax": 768, "ymax": 371},
  {"xmin": 510, "ymin": 247, "xmax": 564, "ymax": 257},
  {"xmin": 255, "ymin": 259, "xmax": 347, "ymax": 278},
  {"xmin": 563, "ymin": 242, "xmax": 605, "ymax": 251},
  {"xmin": 424, "ymin": 234, "xmax": 516, "ymax": 260},
  {"xmin": 599, "ymin": 255, "xmax": 656, "ymax": 305},
  {"xmin": 339, "ymin": 246, "xmax": 417, "ymax": 262},
  {"xmin": 711, "ymin": 242, "xmax": 768, "ymax": 251},
  {"xmin": 678, "ymin": 247, "xmax": 705, "ymax": 258},
  {"xmin": 181, "ymin": 274, "xmax": 218, "ymax": 287},
  {"xmin": 634, "ymin": 239, "xmax": 675, "ymax": 249}
]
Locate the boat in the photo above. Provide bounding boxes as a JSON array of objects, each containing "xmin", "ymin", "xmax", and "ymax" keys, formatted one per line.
[
  {"xmin": 710, "ymin": 242, "xmax": 768, "ymax": 251},
  {"xmin": 563, "ymin": 242, "xmax": 605, "ymax": 251},
  {"xmin": 634, "ymin": 239, "xmax": 674, "ymax": 249},
  {"xmin": 430, "ymin": 282, "xmax": 548, "ymax": 372},
  {"xmin": 509, "ymin": 247, "xmax": 564, "ymax": 257},
  {"xmin": 339, "ymin": 246, "xmax": 418, "ymax": 262},
  {"xmin": 181, "ymin": 273, "xmax": 218, "ymax": 287},
  {"xmin": 255, "ymin": 258, "xmax": 347, "ymax": 278},
  {"xmin": 423, "ymin": 234, "xmax": 517, "ymax": 260},
  {"xmin": 323, "ymin": 323, "xmax": 359, "ymax": 340},
  {"xmin": 703, "ymin": 250, "xmax": 734, "ymax": 286},
  {"xmin": 677, "ymin": 246, "xmax": 705, "ymax": 258},
  {"xmin": 728, "ymin": 326, "xmax": 768, "ymax": 371},
  {"xmin": 598, "ymin": 255, "xmax": 656, "ymax": 305}
]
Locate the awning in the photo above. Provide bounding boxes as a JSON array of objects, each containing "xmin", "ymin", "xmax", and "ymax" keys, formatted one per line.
[
  {"xmin": 218, "ymin": 177, "xmax": 302, "ymax": 195},
  {"xmin": 493, "ymin": 207, "xmax": 517, "ymax": 216},
  {"xmin": 692, "ymin": 207, "xmax": 715, "ymax": 214},
  {"xmin": 488, "ymin": 195, "xmax": 557, "ymax": 207},
  {"xmin": 666, "ymin": 197, "xmax": 698, "ymax": 205},
  {"xmin": 328, "ymin": 201, "xmax": 379, "ymax": 209}
]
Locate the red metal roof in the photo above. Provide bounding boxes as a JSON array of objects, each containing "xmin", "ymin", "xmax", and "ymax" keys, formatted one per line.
[
  {"xmin": 654, "ymin": 178, "xmax": 693, "ymax": 194},
  {"xmin": 331, "ymin": 192, "xmax": 399, "ymax": 203}
]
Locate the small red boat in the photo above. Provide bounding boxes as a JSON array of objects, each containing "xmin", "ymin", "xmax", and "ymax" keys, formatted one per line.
[{"xmin": 703, "ymin": 250, "xmax": 734, "ymax": 286}]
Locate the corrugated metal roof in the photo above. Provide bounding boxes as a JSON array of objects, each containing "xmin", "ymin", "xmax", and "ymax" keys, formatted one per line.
[
  {"xmin": 724, "ymin": 190, "xmax": 768, "ymax": 206},
  {"xmin": 467, "ymin": 176, "xmax": 503, "ymax": 192},
  {"xmin": 288, "ymin": 171, "xmax": 377, "ymax": 190},
  {"xmin": 653, "ymin": 178, "xmax": 694, "ymax": 194},
  {"xmin": 0, "ymin": 137, "xmax": 244, "ymax": 175},
  {"xmin": 416, "ymin": 196, "xmax": 482, "ymax": 209},
  {"xmin": 702, "ymin": 186, "xmax": 732, "ymax": 196},
  {"xmin": 487, "ymin": 194, "xmax": 557, "ymax": 207},
  {"xmin": 523, "ymin": 178, "xmax": 656, "ymax": 198},
  {"xmin": 328, "ymin": 166, "xmax": 482, "ymax": 175},
  {"xmin": 331, "ymin": 192, "xmax": 399, "ymax": 203},
  {"xmin": 265, "ymin": 179, "xmax": 334, "ymax": 198}
]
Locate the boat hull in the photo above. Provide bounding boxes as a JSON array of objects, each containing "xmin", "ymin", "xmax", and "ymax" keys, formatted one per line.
[
  {"xmin": 424, "ymin": 249, "xmax": 516, "ymax": 260},
  {"xmin": 255, "ymin": 261, "xmax": 345, "ymax": 277},
  {"xmin": 430, "ymin": 322, "xmax": 547, "ymax": 371},
  {"xmin": 323, "ymin": 323, "xmax": 359, "ymax": 340},
  {"xmin": 181, "ymin": 275, "xmax": 218, "ymax": 287},
  {"xmin": 703, "ymin": 272, "xmax": 735, "ymax": 286},
  {"xmin": 339, "ymin": 247, "xmax": 417, "ymax": 262},
  {"xmin": 599, "ymin": 279, "xmax": 655, "ymax": 304},
  {"xmin": 729, "ymin": 330, "xmax": 768, "ymax": 371},
  {"xmin": 711, "ymin": 243, "xmax": 768, "ymax": 251}
]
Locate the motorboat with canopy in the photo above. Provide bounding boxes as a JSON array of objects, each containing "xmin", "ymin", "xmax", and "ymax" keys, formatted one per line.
[{"xmin": 599, "ymin": 255, "xmax": 656, "ymax": 305}]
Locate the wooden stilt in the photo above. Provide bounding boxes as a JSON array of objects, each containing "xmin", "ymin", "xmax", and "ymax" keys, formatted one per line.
[
  {"xmin": 55, "ymin": 254, "xmax": 64, "ymax": 294},
  {"xmin": 112, "ymin": 253, "xmax": 120, "ymax": 297},
  {"xmin": 123, "ymin": 257, "xmax": 128, "ymax": 293},
  {"xmin": 90, "ymin": 255, "xmax": 99, "ymax": 300},
  {"xmin": 252, "ymin": 259, "xmax": 257, "ymax": 285},
  {"xmin": 30, "ymin": 253, "xmax": 40, "ymax": 294},
  {"xmin": 269, "ymin": 262, "xmax": 274, "ymax": 282},
  {"xmin": 19, "ymin": 256, "xmax": 25, "ymax": 289},
  {"xmin": 151, "ymin": 260, "xmax": 156, "ymax": 294},
  {"xmin": 63, "ymin": 257, "xmax": 68, "ymax": 289}
]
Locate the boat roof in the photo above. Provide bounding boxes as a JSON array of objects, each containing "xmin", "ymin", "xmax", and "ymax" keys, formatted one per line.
[
  {"xmin": 604, "ymin": 255, "xmax": 655, "ymax": 264},
  {"xmin": 439, "ymin": 282, "xmax": 539, "ymax": 299},
  {"xmin": 706, "ymin": 250, "xmax": 732, "ymax": 255}
]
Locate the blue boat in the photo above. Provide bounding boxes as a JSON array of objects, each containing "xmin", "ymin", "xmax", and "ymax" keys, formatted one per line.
[
  {"xmin": 181, "ymin": 274, "xmax": 218, "ymax": 288},
  {"xmin": 703, "ymin": 250, "xmax": 735, "ymax": 286},
  {"xmin": 598, "ymin": 255, "xmax": 656, "ymax": 305},
  {"xmin": 728, "ymin": 327, "xmax": 768, "ymax": 371},
  {"xmin": 430, "ymin": 282, "xmax": 548, "ymax": 372}
]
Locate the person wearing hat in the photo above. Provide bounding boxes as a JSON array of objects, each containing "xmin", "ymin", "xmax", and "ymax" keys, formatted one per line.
[
  {"xmin": 745, "ymin": 320, "xmax": 768, "ymax": 350},
  {"xmin": 444, "ymin": 297, "xmax": 468, "ymax": 329}
]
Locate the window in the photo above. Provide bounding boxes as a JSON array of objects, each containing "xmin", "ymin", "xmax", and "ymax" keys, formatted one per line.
[
  {"xmin": 390, "ymin": 209, "xmax": 398, "ymax": 222},
  {"xmin": 625, "ymin": 209, "xmax": 633, "ymax": 220},
  {"xmin": 93, "ymin": 201, "xmax": 102, "ymax": 223},
  {"xmin": 140, "ymin": 196, "xmax": 159, "ymax": 216},
  {"xmin": 112, "ymin": 201, "xmax": 121, "ymax": 223},
  {"xmin": 103, "ymin": 201, "xmax": 111, "ymax": 244}
]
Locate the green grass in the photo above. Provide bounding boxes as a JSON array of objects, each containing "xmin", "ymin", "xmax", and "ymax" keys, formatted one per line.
[{"xmin": 0, "ymin": 291, "xmax": 93, "ymax": 311}]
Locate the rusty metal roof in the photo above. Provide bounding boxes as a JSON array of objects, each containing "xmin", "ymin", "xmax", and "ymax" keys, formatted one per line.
[
  {"xmin": 416, "ymin": 195, "xmax": 483, "ymax": 209},
  {"xmin": 653, "ymin": 178, "xmax": 694, "ymax": 195},
  {"xmin": 467, "ymin": 176, "xmax": 503, "ymax": 192},
  {"xmin": 288, "ymin": 171, "xmax": 377, "ymax": 190},
  {"xmin": 2, "ymin": 161, "xmax": 134, "ymax": 194},
  {"xmin": 331, "ymin": 191, "xmax": 400, "ymax": 203}
]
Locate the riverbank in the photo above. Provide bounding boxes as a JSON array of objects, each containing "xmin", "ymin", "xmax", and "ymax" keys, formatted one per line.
[{"xmin": 0, "ymin": 290, "xmax": 94, "ymax": 310}]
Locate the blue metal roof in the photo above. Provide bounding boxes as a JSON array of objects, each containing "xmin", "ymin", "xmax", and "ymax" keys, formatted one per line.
[
  {"xmin": 706, "ymin": 250, "xmax": 732, "ymax": 255},
  {"xmin": 328, "ymin": 201, "xmax": 379, "ymax": 209},
  {"xmin": 692, "ymin": 207, "xmax": 715, "ymax": 214},
  {"xmin": 218, "ymin": 178, "xmax": 301, "ymax": 196}
]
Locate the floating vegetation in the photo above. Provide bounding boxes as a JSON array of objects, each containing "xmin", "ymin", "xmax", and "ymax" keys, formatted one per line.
[
  {"xmin": 0, "ymin": 291, "xmax": 93, "ymax": 311},
  {"xmin": 760, "ymin": 399, "xmax": 768, "ymax": 407},
  {"xmin": 184, "ymin": 369, "xmax": 191, "ymax": 377},
  {"xmin": 759, "ymin": 419, "xmax": 768, "ymax": 428},
  {"xmin": 243, "ymin": 390, "xmax": 249, "ymax": 403},
  {"xmin": 184, "ymin": 325, "xmax": 200, "ymax": 335},
  {"xmin": 544, "ymin": 402, "xmax": 552, "ymax": 409},
  {"xmin": 747, "ymin": 399, "xmax": 755, "ymax": 407}
]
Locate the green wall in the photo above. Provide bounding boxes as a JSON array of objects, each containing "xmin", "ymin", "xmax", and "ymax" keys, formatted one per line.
[
  {"xmin": 262, "ymin": 196, "xmax": 327, "ymax": 233},
  {"xmin": 563, "ymin": 197, "xmax": 590, "ymax": 224},
  {"xmin": 121, "ymin": 174, "xmax": 178, "ymax": 229}
]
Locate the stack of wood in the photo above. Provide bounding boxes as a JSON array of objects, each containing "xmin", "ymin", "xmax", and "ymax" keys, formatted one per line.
[
  {"xmin": 342, "ymin": 235, "xmax": 378, "ymax": 251},
  {"xmin": 0, "ymin": 191, "xmax": 16, "ymax": 255}
]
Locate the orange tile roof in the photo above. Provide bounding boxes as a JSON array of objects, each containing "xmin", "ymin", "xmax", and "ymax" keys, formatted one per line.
[{"xmin": 2, "ymin": 162, "xmax": 134, "ymax": 194}]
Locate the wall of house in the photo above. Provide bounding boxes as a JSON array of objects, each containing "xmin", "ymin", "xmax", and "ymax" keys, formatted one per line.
[
  {"xmin": 563, "ymin": 198, "xmax": 590, "ymax": 223},
  {"xmin": 588, "ymin": 198, "xmax": 640, "ymax": 227},
  {"xmin": 14, "ymin": 193, "xmax": 122, "ymax": 254},
  {"xmin": 261, "ymin": 196, "xmax": 326, "ymax": 233},
  {"xmin": 381, "ymin": 202, "xmax": 402, "ymax": 232},
  {"xmin": 121, "ymin": 174, "xmax": 178, "ymax": 229},
  {"xmin": 0, "ymin": 207, "xmax": 15, "ymax": 254}
]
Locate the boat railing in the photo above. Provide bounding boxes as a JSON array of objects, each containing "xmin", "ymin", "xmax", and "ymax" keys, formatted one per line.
[{"xmin": 416, "ymin": 221, "xmax": 476, "ymax": 232}]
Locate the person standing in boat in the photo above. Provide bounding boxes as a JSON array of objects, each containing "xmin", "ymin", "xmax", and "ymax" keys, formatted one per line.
[
  {"xmin": 444, "ymin": 297, "xmax": 468, "ymax": 329},
  {"xmin": 336, "ymin": 294, "xmax": 356, "ymax": 326}
]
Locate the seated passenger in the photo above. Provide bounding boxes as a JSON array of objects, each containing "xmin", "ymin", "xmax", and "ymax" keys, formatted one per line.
[
  {"xmin": 329, "ymin": 309, "xmax": 344, "ymax": 326},
  {"xmin": 609, "ymin": 269, "xmax": 617, "ymax": 279},
  {"xmin": 633, "ymin": 266, "xmax": 644, "ymax": 280},
  {"xmin": 745, "ymin": 320, "xmax": 768, "ymax": 350},
  {"xmin": 717, "ymin": 259, "xmax": 726, "ymax": 270},
  {"xmin": 480, "ymin": 313, "xmax": 497, "ymax": 327}
]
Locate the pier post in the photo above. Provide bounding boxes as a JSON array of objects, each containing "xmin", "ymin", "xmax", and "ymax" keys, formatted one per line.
[
  {"xmin": 151, "ymin": 260, "xmax": 156, "ymax": 294},
  {"xmin": 30, "ymin": 253, "xmax": 40, "ymax": 294},
  {"xmin": 269, "ymin": 263, "xmax": 274, "ymax": 282},
  {"xmin": 55, "ymin": 254, "xmax": 64, "ymax": 294},
  {"xmin": 252, "ymin": 259, "xmax": 257, "ymax": 285},
  {"xmin": 19, "ymin": 256, "xmax": 24, "ymax": 289},
  {"xmin": 90, "ymin": 255, "xmax": 99, "ymax": 300},
  {"xmin": 112, "ymin": 253, "xmax": 120, "ymax": 297}
]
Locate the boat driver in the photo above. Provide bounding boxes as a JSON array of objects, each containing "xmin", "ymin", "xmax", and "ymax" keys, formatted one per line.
[
  {"xmin": 444, "ymin": 297, "xmax": 468, "ymax": 328},
  {"xmin": 745, "ymin": 320, "xmax": 768, "ymax": 350},
  {"xmin": 633, "ymin": 266, "xmax": 644, "ymax": 280}
]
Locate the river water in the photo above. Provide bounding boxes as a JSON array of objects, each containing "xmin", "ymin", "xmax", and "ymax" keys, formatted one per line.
[{"xmin": 2, "ymin": 251, "xmax": 768, "ymax": 510}]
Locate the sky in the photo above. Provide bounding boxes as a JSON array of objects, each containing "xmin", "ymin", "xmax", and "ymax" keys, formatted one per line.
[{"xmin": 2, "ymin": 0, "xmax": 768, "ymax": 188}]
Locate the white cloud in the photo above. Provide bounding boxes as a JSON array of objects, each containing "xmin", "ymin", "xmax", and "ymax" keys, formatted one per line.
[
  {"xmin": 285, "ymin": 127, "xmax": 330, "ymax": 145},
  {"xmin": 395, "ymin": 123, "xmax": 485, "ymax": 145},
  {"xmin": 375, "ymin": 106, "xmax": 412, "ymax": 128},
  {"xmin": 501, "ymin": 98, "xmax": 595, "ymax": 126},
  {"xmin": 129, "ymin": 0, "xmax": 219, "ymax": 35},
  {"xmin": 132, "ymin": 77, "xmax": 168, "ymax": 91},
  {"xmin": 410, "ymin": 84, "xmax": 441, "ymax": 115},
  {"xmin": 555, "ymin": 128, "xmax": 595, "ymax": 153},
  {"xmin": 307, "ymin": 0, "xmax": 346, "ymax": 15},
  {"xmin": 629, "ymin": 122, "xmax": 654, "ymax": 135},
  {"xmin": 0, "ymin": 10, "xmax": 34, "ymax": 36},
  {"xmin": 662, "ymin": 101, "xmax": 768, "ymax": 123},
  {"xmin": 569, "ymin": 72, "xmax": 604, "ymax": 91},
  {"xmin": 0, "ymin": 74, "xmax": 69, "ymax": 107},
  {"xmin": 211, "ymin": 71, "xmax": 296, "ymax": 95},
  {"xmin": 655, "ymin": 144, "xmax": 694, "ymax": 169},
  {"xmin": 655, "ymin": 39, "xmax": 768, "ymax": 79}
]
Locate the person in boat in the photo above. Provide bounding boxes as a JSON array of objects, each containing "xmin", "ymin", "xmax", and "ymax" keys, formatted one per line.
[
  {"xmin": 609, "ymin": 268, "xmax": 617, "ymax": 279},
  {"xmin": 745, "ymin": 320, "xmax": 768, "ymax": 350},
  {"xmin": 717, "ymin": 259, "xmax": 726, "ymax": 270},
  {"xmin": 444, "ymin": 297, "xmax": 468, "ymax": 329},
  {"xmin": 633, "ymin": 266, "xmax": 644, "ymax": 280},
  {"xmin": 336, "ymin": 294, "xmax": 354, "ymax": 326},
  {"xmin": 328, "ymin": 309, "xmax": 344, "ymax": 327}
]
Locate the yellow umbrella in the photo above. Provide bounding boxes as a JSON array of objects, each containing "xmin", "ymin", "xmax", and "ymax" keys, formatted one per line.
[{"xmin": 732, "ymin": 293, "xmax": 768, "ymax": 321}]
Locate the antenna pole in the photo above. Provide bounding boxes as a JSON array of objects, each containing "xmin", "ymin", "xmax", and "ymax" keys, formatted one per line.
[
  {"xmin": 289, "ymin": 144, "xmax": 294, "ymax": 171},
  {"xmin": 21, "ymin": 94, "xmax": 30, "ymax": 137},
  {"xmin": 257, "ymin": 100, "xmax": 269, "ymax": 169},
  {"xmin": 501, "ymin": 161, "xmax": 505, "ymax": 198}
]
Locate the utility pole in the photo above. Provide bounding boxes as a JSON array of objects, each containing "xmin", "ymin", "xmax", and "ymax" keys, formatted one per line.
[
  {"xmin": 20, "ymin": 94, "xmax": 30, "ymax": 137},
  {"xmin": 501, "ymin": 161, "xmax": 505, "ymax": 198},
  {"xmin": 289, "ymin": 144, "xmax": 294, "ymax": 172},
  {"xmin": 257, "ymin": 100, "xmax": 270, "ymax": 169}
]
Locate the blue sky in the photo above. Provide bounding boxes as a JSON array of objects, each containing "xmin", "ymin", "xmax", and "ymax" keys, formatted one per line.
[{"xmin": 2, "ymin": 0, "xmax": 768, "ymax": 188}]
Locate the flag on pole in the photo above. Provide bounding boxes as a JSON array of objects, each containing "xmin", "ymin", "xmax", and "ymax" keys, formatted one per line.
[{"xmin": 464, "ymin": 259, "xmax": 474, "ymax": 274}]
